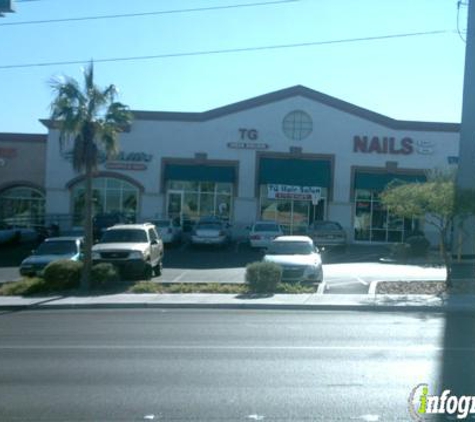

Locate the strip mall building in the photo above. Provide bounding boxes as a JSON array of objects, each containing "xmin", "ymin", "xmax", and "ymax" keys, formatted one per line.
[{"xmin": 1, "ymin": 86, "xmax": 460, "ymax": 244}]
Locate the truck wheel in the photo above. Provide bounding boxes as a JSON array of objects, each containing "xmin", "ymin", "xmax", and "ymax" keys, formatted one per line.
[
  {"xmin": 153, "ymin": 261, "xmax": 162, "ymax": 277},
  {"xmin": 143, "ymin": 263, "xmax": 153, "ymax": 280}
]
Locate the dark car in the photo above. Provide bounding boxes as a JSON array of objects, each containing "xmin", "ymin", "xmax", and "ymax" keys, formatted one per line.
[
  {"xmin": 19, "ymin": 237, "xmax": 84, "ymax": 276},
  {"xmin": 93, "ymin": 212, "xmax": 131, "ymax": 241},
  {"xmin": 307, "ymin": 220, "xmax": 348, "ymax": 251}
]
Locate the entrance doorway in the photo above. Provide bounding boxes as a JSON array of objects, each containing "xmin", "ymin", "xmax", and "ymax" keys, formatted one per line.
[
  {"xmin": 260, "ymin": 198, "xmax": 326, "ymax": 234},
  {"xmin": 167, "ymin": 190, "xmax": 183, "ymax": 222}
]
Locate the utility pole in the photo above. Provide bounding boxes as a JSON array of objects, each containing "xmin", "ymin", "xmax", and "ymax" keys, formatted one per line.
[
  {"xmin": 0, "ymin": 0, "xmax": 14, "ymax": 17},
  {"xmin": 452, "ymin": 0, "xmax": 475, "ymax": 279}
]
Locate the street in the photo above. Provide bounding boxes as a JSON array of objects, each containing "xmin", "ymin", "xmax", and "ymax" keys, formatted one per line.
[{"xmin": 0, "ymin": 308, "xmax": 452, "ymax": 421}]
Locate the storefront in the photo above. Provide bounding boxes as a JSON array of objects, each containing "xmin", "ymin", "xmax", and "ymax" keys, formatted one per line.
[
  {"xmin": 257, "ymin": 155, "xmax": 332, "ymax": 234},
  {"xmin": 353, "ymin": 170, "xmax": 427, "ymax": 242},
  {"xmin": 40, "ymin": 85, "xmax": 460, "ymax": 244},
  {"xmin": 162, "ymin": 161, "xmax": 237, "ymax": 223},
  {"xmin": 0, "ymin": 133, "xmax": 46, "ymax": 226}
]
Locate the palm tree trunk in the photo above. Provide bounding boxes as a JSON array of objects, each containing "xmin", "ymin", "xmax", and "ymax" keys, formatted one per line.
[{"xmin": 80, "ymin": 152, "xmax": 93, "ymax": 292}]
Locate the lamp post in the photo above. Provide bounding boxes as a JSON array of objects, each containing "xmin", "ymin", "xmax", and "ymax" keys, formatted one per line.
[{"xmin": 452, "ymin": 0, "xmax": 475, "ymax": 279}]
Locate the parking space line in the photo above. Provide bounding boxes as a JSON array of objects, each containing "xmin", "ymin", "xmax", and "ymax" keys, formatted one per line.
[
  {"xmin": 171, "ymin": 270, "xmax": 190, "ymax": 283},
  {"xmin": 317, "ymin": 282, "xmax": 326, "ymax": 295},
  {"xmin": 355, "ymin": 276, "xmax": 369, "ymax": 286}
]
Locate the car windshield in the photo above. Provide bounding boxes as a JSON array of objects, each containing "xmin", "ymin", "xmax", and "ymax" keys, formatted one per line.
[
  {"xmin": 313, "ymin": 222, "xmax": 342, "ymax": 231},
  {"xmin": 100, "ymin": 229, "xmax": 148, "ymax": 243},
  {"xmin": 267, "ymin": 241, "xmax": 314, "ymax": 255},
  {"xmin": 36, "ymin": 241, "xmax": 77, "ymax": 255},
  {"xmin": 254, "ymin": 224, "xmax": 280, "ymax": 232},
  {"xmin": 153, "ymin": 220, "xmax": 170, "ymax": 228},
  {"xmin": 197, "ymin": 223, "xmax": 222, "ymax": 230}
]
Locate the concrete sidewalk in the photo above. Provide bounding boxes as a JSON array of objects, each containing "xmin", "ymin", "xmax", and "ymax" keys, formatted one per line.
[{"xmin": 0, "ymin": 292, "xmax": 474, "ymax": 312}]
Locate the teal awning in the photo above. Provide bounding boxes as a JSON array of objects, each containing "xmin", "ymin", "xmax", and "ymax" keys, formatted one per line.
[
  {"xmin": 259, "ymin": 158, "xmax": 331, "ymax": 187},
  {"xmin": 164, "ymin": 164, "xmax": 235, "ymax": 183},
  {"xmin": 354, "ymin": 172, "xmax": 426, "ymax": 191}
]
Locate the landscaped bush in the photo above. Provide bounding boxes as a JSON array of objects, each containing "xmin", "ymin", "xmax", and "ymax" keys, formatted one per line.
[
  {"xmin": 43, "ymin": 259, "xmax": 83, "ymax": 291},
  {"xmin": 245, "ymin": 261, "xmax": 282, "ymax": 293},
  {"xmin": 91, "ymin": 263, "xmax": 120, "ymax": 288},
  {"xmin": 0, "ymin": 277, "xmax": 48, "ymax": 296}
]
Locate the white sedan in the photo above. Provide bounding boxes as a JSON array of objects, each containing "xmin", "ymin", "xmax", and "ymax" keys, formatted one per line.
[{"xmin": 263, "ymin": 235, "xmax": 323, "ymax": 283}]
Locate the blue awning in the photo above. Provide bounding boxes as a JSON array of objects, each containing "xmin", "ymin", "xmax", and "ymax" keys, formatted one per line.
[
  {"xmin": 259, "ymin": 158, "xmax": 331, "ymax": 187},
  {"xmin": 354, "ymin": 172, "xmax": 426, "ymax": 190},
  {"xmin": 164, "ymin": 164, "xmax": 235, "ymax": 183}
]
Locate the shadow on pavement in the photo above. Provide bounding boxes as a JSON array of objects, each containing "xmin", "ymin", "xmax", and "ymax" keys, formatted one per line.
[{"xmin": 0, "ymin": 241, "xmax": 40, "ymax": 268}]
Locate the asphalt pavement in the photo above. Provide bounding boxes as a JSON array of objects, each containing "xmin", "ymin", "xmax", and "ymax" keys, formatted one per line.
[
  {"xmin": 0, "ymin": 241, "xmax": 446, "ymax": 296},
  {"xmin": 0, "ymin": 308, "xmax": 453, "ymax": 421}
]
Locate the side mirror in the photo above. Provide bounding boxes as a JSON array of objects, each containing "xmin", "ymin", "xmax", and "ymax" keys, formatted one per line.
[
  {"xmin": 151, "ymin": 239, "xmax": 158, "ymax": 245},
  {"xmin": 31, "ymin": 249, "xmax": 36, "ymax": 255}
]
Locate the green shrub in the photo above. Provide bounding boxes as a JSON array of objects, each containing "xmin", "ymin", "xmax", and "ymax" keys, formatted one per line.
[
  {"xmin": 43, "ymin": 259, "xmax": 83, "ymax": 291},
  {"xmin": 0, "ymin": 278, "xmax": 48, "ymax": 296},
  {"xmin": 91, "ymin": 263, "xmax": 120, "ymax": 288},
  {"xmin": 245, "ymin": 261, "xmax": 282, "ymax": 293},
  {"xmin": 275, "ymin": 282, "xmax": 317, "ymax": 294}
]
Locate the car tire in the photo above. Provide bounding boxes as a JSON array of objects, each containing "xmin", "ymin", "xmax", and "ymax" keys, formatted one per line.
[
  {"xmin": 153, "ymin": 260, "xmax": 162, "ymax": 277},
  {"xmin": 143, "ymin": 263, "xmax": 153, "ymax": 280}
]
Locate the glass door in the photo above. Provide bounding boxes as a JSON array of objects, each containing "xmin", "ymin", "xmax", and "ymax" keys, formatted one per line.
[{"xmin": 167, "ymin": 191, "xmax": 184, "ymax": 223}]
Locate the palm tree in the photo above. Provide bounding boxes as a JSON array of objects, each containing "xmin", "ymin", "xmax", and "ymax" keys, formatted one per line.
[{"xmin": 50, "ymin": 62, "xmax": 132, "ymax": 291}]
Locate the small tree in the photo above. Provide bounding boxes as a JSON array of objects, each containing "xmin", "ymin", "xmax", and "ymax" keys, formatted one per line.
[
  {"xmin": 380, "ymin": 167, "xmax": 475, "ymax": 284},
  {"xmin": 50, "ymin": 63, "xmax": 132, "ymax": 292}
]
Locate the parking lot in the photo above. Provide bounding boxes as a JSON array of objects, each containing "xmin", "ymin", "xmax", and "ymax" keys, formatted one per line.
[{"xmin": 0, "ymin": 240, "xmax": 446, "ymax": 294}]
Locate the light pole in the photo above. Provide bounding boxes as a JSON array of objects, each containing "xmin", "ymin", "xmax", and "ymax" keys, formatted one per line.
[{"xmin": 452, "ymin": 0, "xmax": 475, "ymax": 279}]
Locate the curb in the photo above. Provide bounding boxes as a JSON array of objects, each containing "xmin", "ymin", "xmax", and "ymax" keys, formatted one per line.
[{"xmin": 0, "ymin": 300, "xmax": 473, "ymax": 313}]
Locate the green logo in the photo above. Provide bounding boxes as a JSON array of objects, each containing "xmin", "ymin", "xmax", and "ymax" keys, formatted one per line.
[{"xmin": 408, "ymin": 384, "xmax": 475, "ymax": 420}]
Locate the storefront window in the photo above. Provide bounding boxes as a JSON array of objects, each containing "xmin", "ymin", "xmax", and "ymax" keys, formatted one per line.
[
  {"xmin": 0, "ymin": 186, "xmax": 45, "ymax": 225},
  {"xmin": 71, "ymin": 177, "xmax": 139, "ymax": 226},
  {"xmin": 166, "ymin": 180, "xmax": 233, "ymax": 222},
  {"xmin": 354, "ymin": 189, "xmax": 418, "ymax": 243},
  {"xmin": 259, "ymin": 185, "xmax": 327, "ymax": 234}
]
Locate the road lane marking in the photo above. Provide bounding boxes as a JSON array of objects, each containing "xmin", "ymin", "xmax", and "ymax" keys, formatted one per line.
[{"xmin": 0, "ymin": 345, "xmax": 462, "ymax": 351}]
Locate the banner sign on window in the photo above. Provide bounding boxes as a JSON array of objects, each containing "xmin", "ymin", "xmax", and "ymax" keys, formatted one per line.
[{"xmin": 267, "ymin": 184, "xmax": 322, "ymax": 204}]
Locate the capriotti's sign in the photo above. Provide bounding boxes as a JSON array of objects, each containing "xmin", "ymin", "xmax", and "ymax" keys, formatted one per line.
[
  {"xmin": 267, "ymin": 184, "xmax": 322, "ymax": 204},
  {"xmin": 61, "ymin": 150, "xmax": 153, "ymax": 171}
]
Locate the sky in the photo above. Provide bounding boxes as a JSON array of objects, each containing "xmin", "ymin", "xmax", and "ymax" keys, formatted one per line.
[{"xmin": 0, "ymin": 0, "xmax": 469, "ymax": 134}]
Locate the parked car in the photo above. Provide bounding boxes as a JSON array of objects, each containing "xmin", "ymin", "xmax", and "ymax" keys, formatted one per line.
[
  {"xmin": 0, "ymin": 221, "xmax": 19, "ymax": 245},
  {"xmin": 248, "ymin": 220, "xmax": 284, "ymax": 248},
  {"xmin": 263, "ymin": 235, "xmax": 323, "ymax": 283},
  {"xmin": 150, "ymin": 218, "xmax": 182, "ymax": 245},
  {"xmin": 19, "ymin": 236, "xmax": 84, "ymax": 276},
  {"xmin": 92, "ymin": 223, "xmax": 164, "ymax": 280},
  {"xmin": 191, "ymin": 217, "xmax": 232, "ymax": 247},
  {"xmin": 307, "ymin": 220, "xmax": 347, "ymax": 251},
  {"xmin": 93, "ymin": 212, "xmax": 131, "ymax": 241}
]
